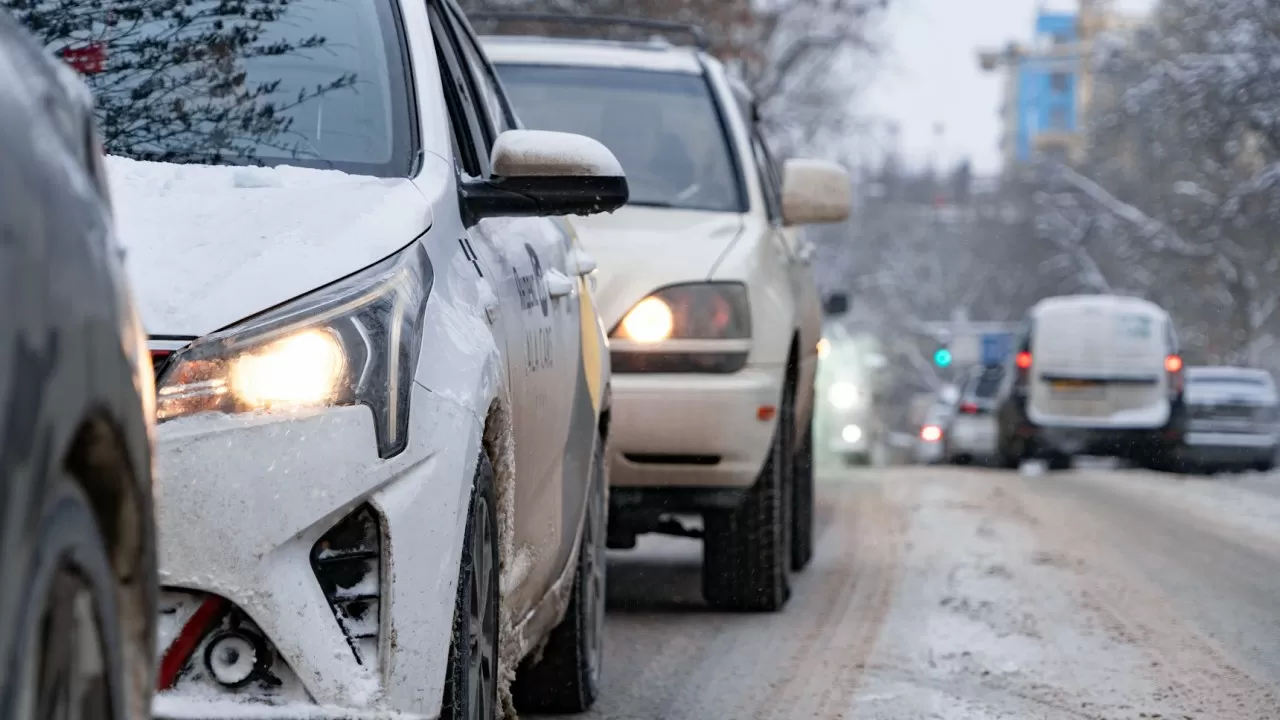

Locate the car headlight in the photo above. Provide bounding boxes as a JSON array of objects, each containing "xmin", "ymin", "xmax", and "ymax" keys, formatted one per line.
[
  {"xmin": 841, "ymin": 424, "xmax": 862, "ymax": 443},
  {"xmin": 156, "ymin": 244, "xmax": 433, "ymax": 458},
  {"xmin": 828, "ymin": 381, "xmax": 859, "ymax": 410},
  {"xmin": 612, "ymin": 282, "xmax": 750, "ymax": 342}
]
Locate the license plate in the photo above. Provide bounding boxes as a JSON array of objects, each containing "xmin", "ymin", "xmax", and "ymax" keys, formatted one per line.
[{"xmin": 1049, "ymin": 380, "xmax": 1105, "ymax": 400}]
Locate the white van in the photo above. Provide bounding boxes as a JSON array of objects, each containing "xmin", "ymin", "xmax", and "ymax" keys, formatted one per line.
[{"xmin": 994, "ymin": 295, "xmax": 1187, "ymax": 469}]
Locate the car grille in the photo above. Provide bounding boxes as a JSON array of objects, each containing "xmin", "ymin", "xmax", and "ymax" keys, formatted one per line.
[{"xmin": 311, "ymin": 505, "xmax": 381, "ymax": 668}]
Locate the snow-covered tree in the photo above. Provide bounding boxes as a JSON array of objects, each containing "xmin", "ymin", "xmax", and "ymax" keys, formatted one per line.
[{"xmin": 1027, "ymin": 0, "xmax": 1280, "ymax": 367}]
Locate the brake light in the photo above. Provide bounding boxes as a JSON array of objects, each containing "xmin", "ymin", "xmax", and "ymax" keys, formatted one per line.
[
  {"xmin": 1165, "ymin": 354, "xmax": 1184, "ymax": 396},
  {"xmin": 920, "ymin": 425, "xmax": 943, "ymax": 442},
  {"xmin": 1015, "ymin": 351, "xmax": 1033, "ymax": 370},
  {"xmin": 959, "ymin": 402, "xmax": 979, "ymax": 415}
]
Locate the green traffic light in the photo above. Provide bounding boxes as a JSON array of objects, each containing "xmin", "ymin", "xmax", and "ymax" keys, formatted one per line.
[{"xmin": 934, "ymin": 348, "xmax": 953, "ymax": 367}]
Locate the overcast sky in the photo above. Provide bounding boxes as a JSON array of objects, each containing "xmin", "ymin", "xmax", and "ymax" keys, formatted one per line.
[{"xmin": 860, "ymin": 0, "xmax": 1158, "ymax": 175}]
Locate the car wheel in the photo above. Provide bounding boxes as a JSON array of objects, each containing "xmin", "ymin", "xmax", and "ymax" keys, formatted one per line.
[
  {"xmin": 17, "ymin": 480, "xmax": 126, "ymax": 720},
  {"xmin": 703, "ymin": 402, "xmax": 792, "ymax": 612},
  {"xmin": 1046, "ymin": 453, "xmax": 1072, "ymax": 471},
  {"xmin": 512, "ymin": 434, "xmax": 607, "ymax": 712},
  {"xmin": 791, "ymin": 423, "xmax": 815, "ymax": 572},
  {"xmin": 441, "ymin": 454, "xmax": 500, "ymax": 720}
]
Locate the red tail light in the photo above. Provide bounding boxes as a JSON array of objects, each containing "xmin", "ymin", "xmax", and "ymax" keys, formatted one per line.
[
  {"xmin": 920, "ymin": 425, "xmax": 943, "ymax": 442},
  {"xmin": 959, "ymin": 402, "xmax": 979, "ymax": 415},
  {"xmin": 1015, "ymin": 351, "xmax": 1033, "ymax": 370},
  {"xmin": 1165, "ymin": 354, "xmax": 1184, "ymax": 396}
]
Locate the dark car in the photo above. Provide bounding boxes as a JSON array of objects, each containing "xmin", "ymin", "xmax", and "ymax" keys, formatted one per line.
[
  {"xmin": 1177, "ymin": 366, "xmax": 1279, "ymax": 473},
  {"xmin": 0, "ymin": 13, "xmax": 158, "ymax": 720}
]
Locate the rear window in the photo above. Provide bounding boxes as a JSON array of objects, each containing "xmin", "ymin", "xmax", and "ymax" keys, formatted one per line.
[
  {"xmin": 493, "ymin": 63, "xmax": 746, "ymax": 213},
  {"xmin": 1189, "ymin": 374, "xmax": 1272, "ymax": 389},
  {"xmin": 966, "ymin": 368, "xmax": 1004, "ymax": 398}
]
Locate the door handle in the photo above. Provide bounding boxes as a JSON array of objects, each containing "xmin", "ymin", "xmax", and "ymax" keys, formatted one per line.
[
  {"xmin": 568, "ymin": 248, "xmax": 597, "ymax": 276},
  {"xmin": 544, "ymin": 269, "xmax": 576, "ymax": 298}
]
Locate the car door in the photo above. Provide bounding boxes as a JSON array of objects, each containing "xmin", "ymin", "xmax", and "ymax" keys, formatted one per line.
[
  {"xmin": 445, "ymin": 2, "xmax": 592, "ymax": 576},
  {"xmin": 430, "ymin": 3, "xmax": 577, "ymax": 614},
  {"xmin": 749, "ymin": 130, "xmax": 823, "ymax": 426}
]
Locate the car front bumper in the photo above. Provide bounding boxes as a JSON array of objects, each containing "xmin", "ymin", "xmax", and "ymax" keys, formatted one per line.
[
  {"xmin": 608, "ymin": 367, "xmax": 783, "ymax": 490},
  {"xmin": 151, "ymin": 385, "xmax": 480, "ymax": 719}
]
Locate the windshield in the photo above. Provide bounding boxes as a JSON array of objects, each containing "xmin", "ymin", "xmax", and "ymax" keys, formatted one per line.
[
  {"xmin": 493, "ymin": 63, "xmax": 746, "ymax": 212},
  {"xmin": 6, "ymin": 0, "xmax": 414, "ymax": 176}
]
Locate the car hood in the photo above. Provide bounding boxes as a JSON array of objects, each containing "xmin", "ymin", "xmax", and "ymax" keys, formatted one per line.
[
  {"xmin": 106, "ymin": 156, "xmax": 431, "ymax": 337},
  {"xmin": 568, "ymin": 205, "xmax": 744, "ymax": 329}
]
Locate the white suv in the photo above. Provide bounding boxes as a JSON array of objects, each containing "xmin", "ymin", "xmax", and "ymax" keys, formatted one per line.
[
  {"xmin": 33, "ymin": 0, "xmax": 628, "ymax": 716},
  {"xmin": 482, "ymin": 19, "xmax": 851, "ymax": 611}
]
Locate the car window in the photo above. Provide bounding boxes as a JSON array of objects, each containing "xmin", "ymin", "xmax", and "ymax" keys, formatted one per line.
[
  {"xmin": 751, "ymin": 133, "xmax": 783, "ymax": 223},
  {"xmin": 8, "ymin": 0, "xmax": 415, "ymax": 177},
  {"xmin": 428, "ymin": 3, "xmax": 488, "ymax": 177},
  {"xmin": 444, "ymin": 5, "xmax": 511, "ymax": 136},
  {"xmin": 494, "ymin": 63, "xmax": 747, "ymax": 213}
]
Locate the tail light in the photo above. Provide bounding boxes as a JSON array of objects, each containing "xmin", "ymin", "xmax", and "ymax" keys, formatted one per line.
[
  {"xmin": 1165, "ymin": 354, "xmax": 1184, "ymax": 396},
  {"xmin": 959, "ymin": 402, "xmax": 979, "ymax": 415},
  {"xmin": 1014, "ymin": 351, "xmax": 1032, "ymax": 390},
  {"xmin": 311, "ymin": 505, "xmax": 381, "ymax": 668},
  {"xmin": 920, "ymin": 425, "xmax": 943, "ymax": 442}
]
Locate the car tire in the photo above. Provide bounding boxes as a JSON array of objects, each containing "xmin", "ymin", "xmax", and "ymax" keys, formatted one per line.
[
  {"xmin": 703, "ymin": 413, "xmax": 792, "ymax": 612},
  {"xmin": 791, "ymin": 423, "xmax": 815, "ymax": 572},
  {"xmin": 16, "ymin": 480, "xmax": 126, "ymax": 720},
  {"xmin": 1046, "ymin": 453, "xmax": 1072, "ymax": 471},
  {"xmin": 512, "ymin": 434, "xmax": 607, "ymax": 713},
  {"xmin": 441, "ymin": 454, "xmax": 500, "ymax": 720}
]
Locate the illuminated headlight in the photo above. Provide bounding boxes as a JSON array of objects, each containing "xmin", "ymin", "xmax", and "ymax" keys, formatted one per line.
[
  {"xmin": 817, "ymin": 337, "xmax": 831, "ymax": 359},
  {"xmin": 828, "ymin": 381, "xmax": 860, "ymax": 410},
  {"xmin": 156, "ymin": 244, "xmax": 433, "ymax": 458},
  {"xmin": 613, "ymin": 282, "xmax": 750, "ymax": 342},
  {"xmin": 841, "ymin": 424, "xmax": 863, "ymax": 443}
]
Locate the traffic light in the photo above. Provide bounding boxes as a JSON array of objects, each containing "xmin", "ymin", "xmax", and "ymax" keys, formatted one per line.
[{"xmin": 934, "ymin": 347, "xmax": 953, "ymax": 368}]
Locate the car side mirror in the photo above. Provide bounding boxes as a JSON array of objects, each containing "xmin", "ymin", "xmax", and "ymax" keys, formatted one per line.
[
  {"xmin": 823, "ymin": 292, "xmax": 850, "ymax": 316},
  {"xmin": 462, "ymin": 129, "xmax": 629, "ymax": 221},
  {"xmin": 781, "ymin": 158, "xmax": 852, "ymax": 226}
]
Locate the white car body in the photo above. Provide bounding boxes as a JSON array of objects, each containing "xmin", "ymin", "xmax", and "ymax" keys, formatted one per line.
[
  {"xmin": 482, "ymin": 35, "xmax": 849, "ymax": 510},
  {"xmin": 995, "ymin": 294, "xmax": 1185, "ymax": 466},
  {"xmin": 99, "ymin": 1, "xmax": 622, "ymax": 717},
  {"xmin": 1026, "ymin": 295, "xmax": 1177, "ymax": 429}
]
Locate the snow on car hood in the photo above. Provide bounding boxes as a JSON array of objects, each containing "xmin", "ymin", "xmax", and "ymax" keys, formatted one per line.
[
  {"xmin": 567, "ymin": 205, "xmax": 744, "ymax": 328},
  {"xmin": 106, "ymin": 156, "xmax": 431, "ymax": 336}
]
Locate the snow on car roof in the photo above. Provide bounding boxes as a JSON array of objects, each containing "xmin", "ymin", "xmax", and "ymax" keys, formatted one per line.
[
  {"xmin": 480, "ymin": 35, "xmax": 704, "ymax": 74},
  {"xmin": 1030, "ymin": 293, "xmax": 1168, "ymax": 320}
]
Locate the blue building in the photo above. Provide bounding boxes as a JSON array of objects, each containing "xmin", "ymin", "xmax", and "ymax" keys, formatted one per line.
[{"xmin": 1015, "ymin": 11, "xmax": 1080, "ymax": 162}]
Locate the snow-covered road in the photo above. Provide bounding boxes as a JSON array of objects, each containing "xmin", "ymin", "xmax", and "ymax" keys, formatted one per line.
[{"xmin": 535, "ymin": 466, "xmax": 1280, "ymax": 719}]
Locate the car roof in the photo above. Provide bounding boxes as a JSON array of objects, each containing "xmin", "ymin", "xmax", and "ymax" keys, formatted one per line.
[
  {"xmin": 480, "ymin": 35, "xmax": 705, "ymax": 74},
  {"xmin": 1031, "ymin": 293, "xmax": 1168, "ymax": 318}
]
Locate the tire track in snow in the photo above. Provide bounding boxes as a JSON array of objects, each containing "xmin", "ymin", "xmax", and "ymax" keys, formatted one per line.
[
  {"xmin": 752, "ymin": 477, "xmax": 907, "ymax": 720},
  {"xmin": 1018, "ymin": 470, "xmax": 1280, "ymax": 718}
]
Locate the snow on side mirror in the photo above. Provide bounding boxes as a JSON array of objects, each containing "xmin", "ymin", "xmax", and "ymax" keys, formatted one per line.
[
  {"xmin": 463, "ymin": 129, "xmax": 629, "ymax": 220},
  {"xmin": 781, "ymin": 158, "xmax": 852, "ymax": 226}
]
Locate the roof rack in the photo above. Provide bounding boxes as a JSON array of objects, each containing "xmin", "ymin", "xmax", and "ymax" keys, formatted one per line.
[{"xmin": 467, "ymin": 12, "xmax": 710, "ymax": 52}]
